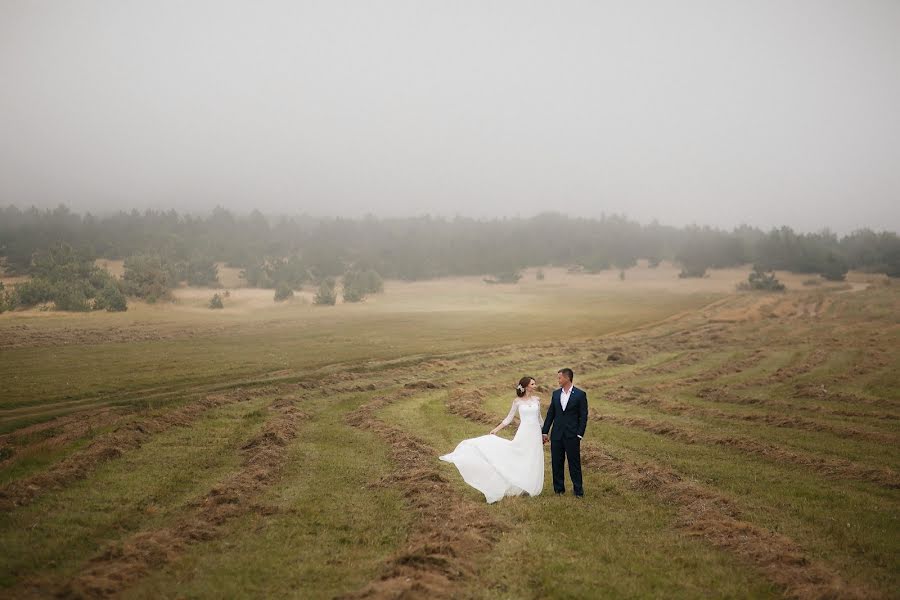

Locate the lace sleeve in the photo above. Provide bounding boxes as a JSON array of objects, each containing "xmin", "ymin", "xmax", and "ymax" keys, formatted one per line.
[{"xmin": 500, "ymin": 399, "xmax": 518, "ymax": 426}]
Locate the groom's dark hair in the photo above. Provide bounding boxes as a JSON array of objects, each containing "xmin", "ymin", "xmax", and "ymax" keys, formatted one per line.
[{"xmin": 558, "ymin": 368, "xmax": 574, "ymax": 383}]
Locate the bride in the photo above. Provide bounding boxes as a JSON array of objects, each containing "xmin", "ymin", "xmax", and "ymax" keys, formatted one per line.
[{"xmin": 439, "ymin": 377, "xmax": 545, "ymax": 503}]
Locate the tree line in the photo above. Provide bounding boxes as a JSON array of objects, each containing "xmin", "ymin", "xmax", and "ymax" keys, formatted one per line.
[{"xmin": 0, "ymin": 204, "xmax": 897, "ymax": 312}]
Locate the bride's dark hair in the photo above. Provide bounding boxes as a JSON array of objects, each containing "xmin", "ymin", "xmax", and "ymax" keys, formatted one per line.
[{"xmin": 516, "ymin": 376, "xmax": 534, "ymax": 398}]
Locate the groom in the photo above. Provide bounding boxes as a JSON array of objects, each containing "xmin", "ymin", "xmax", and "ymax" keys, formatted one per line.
[{"xmin": 542, "ymin": 368, "xmax": 588, "ymax": 497}]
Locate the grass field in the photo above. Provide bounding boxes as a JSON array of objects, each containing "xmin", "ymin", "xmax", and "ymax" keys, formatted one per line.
[{"xmin": 1, "ymin": 264, "xmax": 897, "ymax": 599}]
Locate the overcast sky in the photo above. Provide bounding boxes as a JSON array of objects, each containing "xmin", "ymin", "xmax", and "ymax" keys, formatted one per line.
[{"xmin": 1, "ymin": 1, "xmax": 898, "ymax": 232}]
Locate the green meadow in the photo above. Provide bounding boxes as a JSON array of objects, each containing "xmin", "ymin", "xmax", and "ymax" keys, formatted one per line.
[{"xmin": 1, "ymin": 265, "xmax": 897, "ymax": 598}]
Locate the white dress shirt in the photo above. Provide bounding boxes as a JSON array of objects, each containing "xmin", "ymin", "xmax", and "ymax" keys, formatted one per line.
[{"xmin": 560, "ymin": 386, "xmax": 573, "ymax": 411}]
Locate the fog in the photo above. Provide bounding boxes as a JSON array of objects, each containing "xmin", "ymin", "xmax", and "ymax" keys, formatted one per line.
[{"xmin": 1, "ymin": 1, "xmax": 898, "ymax": 233}]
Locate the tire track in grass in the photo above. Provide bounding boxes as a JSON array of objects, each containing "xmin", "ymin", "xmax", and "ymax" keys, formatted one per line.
[
  {"xmin": 54, "ymin": 395, "xmax": 305, "ymax": 599},
  {"xmin": 339, "ymin": 389, "xmax": 504, "ymax": 599},
  {"xmin": 445, "ymin": 388, "xmax": 878, "ymax": 600},
  {"xmin": 0, "ymin": 387, "xmax": 271, "ymax": 511}
]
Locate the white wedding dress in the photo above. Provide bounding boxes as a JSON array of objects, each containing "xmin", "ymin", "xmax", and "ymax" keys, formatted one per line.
[{"xmin": 439, "ymin": 396, "xmax": 544, "ymax": 503}]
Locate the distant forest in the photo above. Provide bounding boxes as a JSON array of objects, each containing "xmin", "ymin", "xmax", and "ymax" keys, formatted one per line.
[
  {"xmin": 0, "ymin": 204, "xmax": 898, "ymax": 311},
  {"xmin": 2, "ymin": 204, "xmax": 899, "ymax": 280}
]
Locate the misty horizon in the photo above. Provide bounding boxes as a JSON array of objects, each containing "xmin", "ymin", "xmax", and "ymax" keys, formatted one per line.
[
  {"xmin": 2, "ymin": 1, "xmax": 899, "ymax": 234},
  {"xmin": 4, "ymin": 202, "xmax": 899, "ymax": 237}
]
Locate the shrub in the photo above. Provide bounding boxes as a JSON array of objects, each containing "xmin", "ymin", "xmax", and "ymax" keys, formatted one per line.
[
  {"xmin": 0, "ymin": 282, "xmax": 16, "ymax": 313},
  {"xmin": 12, "ymin": 244, "xmax": 125, "ymax": 311},
  {"xmin": 185, "ymin": 256, "xmax": 219, "ymax": 287},
  {"xmin": 738, "ymin": 265, "xmax": 785, "ymax": 292},
  {"xmin": 53, "ymin": 283, "xmax": 91, "ymax": 311},
  {"xmin": 820, "ymin": 253, "xmax": 848, "ymax": 281},
  {"xmin": 209, "ymin": 293, "xmax": 224, "ymax": 309},
  {"xmin": 15, "ymin": 278, "xmax": 55, "ymax": 305},
  {"xmin": 95, "ymin": 281, "xmax": 128, "ymax": 311},
  {"xmin": 314, "ymin": 278, "xmax": 337, "ymax": 305},
  {"xmin": 342, "ymin": 268, "xmax": 384, "ymax": 302},
  {"xmin": 30, "ymin": 243, "xmax": 96, "ymax": 282},
  {"xmin": 361, "ymin": 269, "xmax": 384, "ymax": 294},
  {"xmin": 274, "ymin": 282, "xmax": 294, "ymax": 302},
  {"xmin": 342, "ymin": 285, "xmax": 365, "ymax": 303},
  {"xmin": 123, "ymin": 254, "xmax": 173, "ymax": 302}
]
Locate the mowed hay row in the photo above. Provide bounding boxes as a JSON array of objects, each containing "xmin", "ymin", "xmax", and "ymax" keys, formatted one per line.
[
  {"xmin": 601, "ymin": 386, "xmax": 899, "ymax": 447},
  {"xmin": 578, "ymin": 344, "xmax": 770, "ymax": 400},
  {"xmin": 696, "ymin": 387, "xmax": 900, "ymax": 424},
  {"xmin": 574, "ymin": 335, "xmax": 898, "ymax": 440},
  {"xmin": 340, "ymin": 390, "xmax": 504, "ymax": 599},
  {"xmin": 55, "ymin": 396, "xmax": 306, "ymax": 599},
  {"xmin": 443, "ymin": 387, "xmax": 879, "ymax": 599},
  {"xmin": 0, "ymin": 391, "xmax": 280, "ymax": 596},
  {"xmin": 588, "ymin": 352, "xmax": 900, "ymax": 444},
  {"xmin": 576, "ymin": 350, "xmax": 701, "ymax": 391},
  {"xmin": 0, "ymin": 406, "xmax": 133, "ymax": 472},
  {"xmin": 0, "ymin": 387, "xmax": 271, "ymax": 511},
  {"xmin": 592, "ymin": 411, "xmax": 900, "ymax": 489},
  {"xmin": 653, "ymin": 348, "xmax": 770, "ymax": 389}
]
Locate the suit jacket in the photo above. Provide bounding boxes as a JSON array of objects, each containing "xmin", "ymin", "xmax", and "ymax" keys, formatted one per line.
[{"xmin": 542, "ymin": 386, "xmax": 588, "ymax": 441}]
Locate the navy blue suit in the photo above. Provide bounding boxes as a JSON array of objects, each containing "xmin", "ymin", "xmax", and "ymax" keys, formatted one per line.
[{"xmin": 542, "ymin": 386, "xmax": 588, "ymax": 495}]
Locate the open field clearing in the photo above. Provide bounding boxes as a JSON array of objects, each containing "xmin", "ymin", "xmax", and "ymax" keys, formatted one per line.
[{"xmin": 0, "ymin": 266, "xmax": 897, "ymax": 598}]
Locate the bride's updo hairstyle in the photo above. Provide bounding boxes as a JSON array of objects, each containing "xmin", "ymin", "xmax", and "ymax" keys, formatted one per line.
[{"xmin": 515, "ymin": 376, "xmax": 534, "ymax": 398}]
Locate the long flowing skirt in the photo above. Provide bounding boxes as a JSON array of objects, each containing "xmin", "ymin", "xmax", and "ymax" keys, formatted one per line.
[{"xmin": 439, "ymin": 424, "xmax": 544, "ymax": 504}]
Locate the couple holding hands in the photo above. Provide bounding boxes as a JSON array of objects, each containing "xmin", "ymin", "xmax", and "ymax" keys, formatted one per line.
[{"xmin": 440, "ymin": 368, "xmax": 587, "ymax": 503}]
